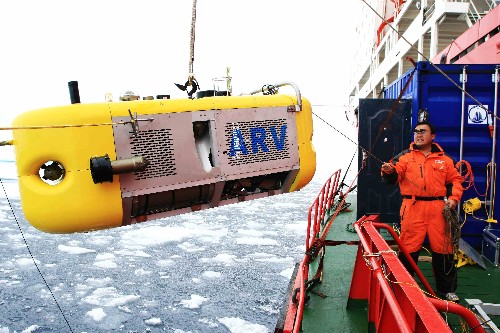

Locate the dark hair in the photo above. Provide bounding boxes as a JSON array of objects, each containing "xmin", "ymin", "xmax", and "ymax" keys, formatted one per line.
[{"xmin": 415, "ymin": 121, "xmax": 436, "ymax": 134}]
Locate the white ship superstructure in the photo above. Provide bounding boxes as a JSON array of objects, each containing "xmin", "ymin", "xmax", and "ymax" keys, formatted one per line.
[{"xmin": 348, "ymin": 0, "xmax": 497, "ymax": 118}]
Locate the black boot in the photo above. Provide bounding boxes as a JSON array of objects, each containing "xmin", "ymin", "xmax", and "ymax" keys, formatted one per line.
[
  {"xmin": 432, "ymin": 251, "xmax": 457, "ymax": 298},
  {"xmin": 398, "ymin": 250, "xmax": 420, "ymax": 277}
]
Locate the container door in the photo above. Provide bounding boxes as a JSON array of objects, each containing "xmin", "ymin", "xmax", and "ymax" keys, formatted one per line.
[{"xmin": 357, "ymin": 98, "xmax": 412, "ymax": 224}]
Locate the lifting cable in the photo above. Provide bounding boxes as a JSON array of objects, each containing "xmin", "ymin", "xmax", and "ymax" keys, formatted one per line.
[
  {"xmin": 359, "ymin": 0, "xmax": 495, "ymax": 226},
  {"xmin": 0, "ymin": 111, "xmax": 154, "ymax": 132},
  {"xmin": 189, "ymin": 0, "xmax": 197, "ymax": 81},
  {"xmin": 0, "ymin": 5, "xmax": 196, "ymax": 330},
  {"xmin": 368, "ymin": 58, "xmax": 417, "ymax": 154},
  {"xmin": 313, "ymin": 111, "xmax": 383, "ymax": 166},
  {"xmin": 312, "ymin": 56, "xmax": 416, "ymax": 170},
  {"xmin": 175, "ymin": 0, "xmax": 199, "ymax": 97},
  {"xmin": 0, "ymin": 179, "xmax": 75, "ymax": 333},
  {"xmin": 313, "ymin": 63, "xmax": 466, "ymax": 260}
]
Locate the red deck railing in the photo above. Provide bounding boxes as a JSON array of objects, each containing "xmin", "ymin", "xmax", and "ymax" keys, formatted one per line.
[
  {"xmin": 277, "ymin": 170, "xmax": 487, "ymax": 333},
  {"xmin": 349, "ymin": 215, "xmax": 486, "ymax": 333},
  {"xmin": 278, "ymin": 169, "xmax": 342, "ymax": 333},
  {"xmin": 305, "ymin": 169, "xmax": 341, "ymax": 248}
]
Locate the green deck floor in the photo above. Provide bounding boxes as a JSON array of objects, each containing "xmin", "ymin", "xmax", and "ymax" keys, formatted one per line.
[
  {"xmin": 300, "ymin": 197, "xmax": 367, "ymax": 332},
  {"xmin": 299, "ymin": 195, "xmax": 500, "ymax": 332}
]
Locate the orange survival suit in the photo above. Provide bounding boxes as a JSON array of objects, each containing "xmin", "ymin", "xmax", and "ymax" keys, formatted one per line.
[{"xmin": 382, "ymin": 141, "xmax": 463, "ymax": 295}]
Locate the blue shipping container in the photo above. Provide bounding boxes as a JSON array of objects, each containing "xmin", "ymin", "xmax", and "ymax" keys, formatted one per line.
[{"xmin": 384, "ymin": 61, "xmax": 500, "ymax": 248}]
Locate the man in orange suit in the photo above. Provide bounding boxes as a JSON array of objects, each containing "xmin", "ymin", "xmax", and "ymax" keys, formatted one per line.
[{"xmin": 381, "ymin": 121, "xmax": 463, "ymax": 302}]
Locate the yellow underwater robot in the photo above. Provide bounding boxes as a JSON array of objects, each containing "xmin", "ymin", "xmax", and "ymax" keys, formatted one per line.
[{"xmin": 11, "ymin": 82, "xmax": 316, "ymax": 233}]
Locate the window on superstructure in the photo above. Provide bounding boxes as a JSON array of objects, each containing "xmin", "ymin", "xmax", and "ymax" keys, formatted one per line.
[
  {"xmin": 449, "ymin": 25, "xmax": 500, "ymax": 64},
  {"xmin": 478, "ymin": 35, "xmax": 487, "ymax": 46},
  {"xmin": 490, "ymin": 26, "xmax": 500, "ymax": 38}
]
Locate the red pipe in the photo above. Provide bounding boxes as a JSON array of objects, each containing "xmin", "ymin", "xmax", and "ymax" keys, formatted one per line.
[
  {"xmin": 376, "ymin": 16, "xmax": 394, "ymax": 46},
  {"xmin": 427, "ymin": 297, "xmax": 486, "ymax": 333},
  {"xmin": 373, "ymin": 222, "xmax": 436, "ymax": 296}
]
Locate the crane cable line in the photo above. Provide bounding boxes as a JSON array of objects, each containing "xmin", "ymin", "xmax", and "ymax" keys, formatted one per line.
[
  {"xmin": 359, "ymin": 0, "xmax": 492, "ymax": 234},
  {"xmin": 360, "ymin": 0, "xmax": 500, "ymax": 121},
  {"xmin": 312, "ymin": 58, "xmax": 416, "ymax": 168},
  {"xmin": 0, "ymin": 111, "xmax": 154, "ymax": 134},
  {"xmin": 313, "ymin": 57, "xmax": 464, "ymax": 245},
  {"xmin": 0, "ymin": 121, "xmax": 132, "ymax": 131},
  {"xmin": 188, "ymin": 0, "xmax": 197, "ymax": 82},
  {"xmin": 0, "ymin": 3, "xmax": 199, "ymax": 331}
]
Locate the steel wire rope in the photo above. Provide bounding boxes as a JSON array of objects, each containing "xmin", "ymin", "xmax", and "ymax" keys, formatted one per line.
[
  {"xmin": 350, "ymin": 2, "xmax": 473, "ymax": 251},
  {"xmin": 330, "ymin": 150, "xmax": 357, "ymax": 215},
  {"xmin": 0, "ymin": 111, "xmax": 154, "ymax": 131},
  {"xmin": 312, "ymin": 111, "xmax": 384, "ymax": 165},
  {"xmin": 311, "ymin": 112, "xmax": 367, "ymax": 242},
  {"xmin": 368, "ymin": 61, "xmax": 417, "ymax": 154},
  {"xmin": 360, "ymin": 0, "xmax": 500, "ymax": 121},
  {"xmin": 312, "ymin": 56, "xmax": 415, "ymax": 170},
  {"xmin": 0, "ymin": 121, "xmax": 130, "ymax": 131},
  {"xmin": 0, "ymin": 178, "xmax": 75, "ymax": 333},
  {"xmin": 188, "ymin": 0, "xmax": 197, "ymax": 80}
]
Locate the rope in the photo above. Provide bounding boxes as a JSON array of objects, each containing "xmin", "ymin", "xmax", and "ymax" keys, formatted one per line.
[
  {"xmin": 369, "ymin": 58, "xmax": 417, "ymax": 154},
  {"xmin": 175, "ymin": 0, "xmax": 199, "ymax": 98},
  {"xmin": 457, "ymin": 159, "xmax": 498, "ymax": 223},
  {"xmin": 456, "ymin": 159, "xmax": 492, "ymax": 197},
  {"xmin": 456, "ymin": 160, "xmax": 475, "ymax": 192},
  {"xmin": 443, "ymin": 204, "xmax": 461, "ymax": 254},
  {"xmin": 312, "ymin": 112, "xmax": 384, "ymax": 165},
  {"xmin": 0, "ymin": 179, "xmax": 75, "ymax": 332},
  {"xmin": 188, "ymin": 0, "xmax": 197, "ymax": 81},
  {"xmin": 0, "ymin": 122, "xmax": 126, "ymax": 131},
  {"xmin": 0, "ymin": 114, "xmax": 154, "ymax": 132}
]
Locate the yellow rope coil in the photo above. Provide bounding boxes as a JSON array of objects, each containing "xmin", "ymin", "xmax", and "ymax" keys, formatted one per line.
[{"xmin": 463, "ymin": 197, "xmax": 481, "ymax": 214}]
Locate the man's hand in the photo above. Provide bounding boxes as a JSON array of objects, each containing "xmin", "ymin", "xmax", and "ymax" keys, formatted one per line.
[
  {"xmin": 381, "ymin": 163, "xmax": 395, "ymax": 174},
  {"xmin": 447, "ymin": 199, "xmax": 457, "ymax": 210}
]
